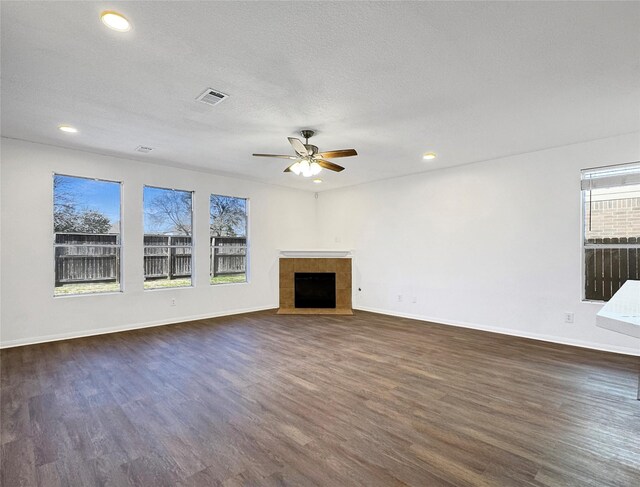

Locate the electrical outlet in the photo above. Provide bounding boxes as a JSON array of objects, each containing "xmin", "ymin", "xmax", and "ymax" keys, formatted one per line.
[
  {"xmin": 397, "ymin": 294, "xmax": 403, "ymax": 302},
  {"xmin": 412, "ymin": 296, "xmax": 417, "ymax": 304},
  {"xmin": 564, "ymin": 312, "xmax": 574, "ymax": 323},
  {"xmin": 170, "ymin": 298, "xmax": 176, "ymax": 307}
]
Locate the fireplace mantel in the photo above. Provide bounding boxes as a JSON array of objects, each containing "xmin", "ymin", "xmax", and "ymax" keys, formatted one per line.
[{"xmin": 279, "ymin": 250, "xmax": 351, "ymax": 258}]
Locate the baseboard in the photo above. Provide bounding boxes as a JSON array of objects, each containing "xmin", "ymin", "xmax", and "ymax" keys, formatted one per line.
[
  {"xmin": 354, "ymin": 306, "xmax": 640, "ymax": 357},
  {"xmin": 3, "ymin": 305, "xmax": 637, "ymax": 356},
  {"xmin": 0, "ymin": 305, "xmax": 278, "ymax": 349}
]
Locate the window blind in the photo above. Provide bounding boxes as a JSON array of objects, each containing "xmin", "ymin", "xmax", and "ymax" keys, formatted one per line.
[{"xmin": 581, "ymin": 161, "xmax": 640, "ymax": 190}]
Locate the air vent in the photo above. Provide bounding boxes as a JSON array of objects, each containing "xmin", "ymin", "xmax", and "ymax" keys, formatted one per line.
[
  {"xmin": 196, "ymin": 88, "xmax": 229, "ymax": 106},
  {"xmin": 135, "ymin": 146, "xmax": 153, "ymax": 153}
]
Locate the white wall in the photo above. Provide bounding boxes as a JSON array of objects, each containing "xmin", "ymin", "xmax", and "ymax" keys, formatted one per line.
[
  {"xmin": 316, "ymin": 132, "xmax": 640, "ymax": 355},
  {"xmin": 3, "ymin": 134, "xmax": 640, "ymax": 355},
  {"xmin": 0, "ymin": 138, "xmax": 317, "ymax": 347}
]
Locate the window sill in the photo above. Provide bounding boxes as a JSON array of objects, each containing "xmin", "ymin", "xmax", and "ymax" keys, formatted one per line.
[
  {"xmin": 54, "ymin": 291, "xmax": 123, "ymax": 298},
  {"xmin": 144, "ymin": 285, "xmax": 194, "ymax": 292},
  {"xmin": 210, "ymin": 281, "xmax": 249, "ymax": 287}
]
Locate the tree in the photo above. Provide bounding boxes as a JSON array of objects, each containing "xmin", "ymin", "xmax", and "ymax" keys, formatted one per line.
[
  {"xmin": 54, "ymin": 206, "xmax": 112, "ymax": 233},
  {"xmin": 147, "ymin": 190, "xmax": 192, "ymax": 236},
  {"xmin": 53, "ymin": 175, "xmax": 113, "ymax": 233},
  {"xmin": 53, "ymin": 175, "xmax": 73, "ymax": 208},
  {"xmin": 54, "ymin": 175, "xmax": 76, "ymax": 231},
  {"xmin": 76, "ymin": 211, "xmax": 112, "ymax": 233},
  {"xmin": 210, "ymin": 195, "xmax": 246, "ymax": 237},
  {"xmin": 54, "ymin": 205, "xmax": 80, "ymax": 232}
]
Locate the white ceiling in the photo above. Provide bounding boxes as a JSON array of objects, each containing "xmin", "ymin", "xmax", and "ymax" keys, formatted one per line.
[{"xmin": 2, "ymin": 1, "xmax": 639, "ymax": 191}]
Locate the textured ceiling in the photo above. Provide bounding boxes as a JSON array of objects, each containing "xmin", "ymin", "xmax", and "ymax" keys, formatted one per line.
[{"xmin": 2, "ymin": 1, "xmax": 639, "ymax": 191}]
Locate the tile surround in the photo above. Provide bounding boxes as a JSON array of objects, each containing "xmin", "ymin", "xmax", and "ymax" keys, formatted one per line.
[{"xmin": 278, "ymin": 258, "xmax": 353, "ymax": 315}]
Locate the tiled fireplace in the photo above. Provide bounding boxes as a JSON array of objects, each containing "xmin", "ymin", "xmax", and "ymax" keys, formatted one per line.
[{"xmin": 278, "ymin": 251, "xmax": 352, "ymax": 315}]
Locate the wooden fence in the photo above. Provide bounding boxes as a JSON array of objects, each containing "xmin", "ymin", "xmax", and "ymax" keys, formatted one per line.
[
  {"xmin": 143, "ymin": 235, "xmax": 192, "ymax": 280},
  {"xmin": 584, "ymin": 237, "xmax": 639, "ymax": 301},
  {"xmin": 55, "ymin": 233, "xmax": 119, "ymax": 285},
  {"xmin": 53, "ymin": 233, "xmax": 639, "ymax": 298},
  {"xmin": 55, "ymin": 233, "xmax": 246, "ymax": 285},
  {"xmin": 211, "ymin": 237, "xmax": 247, "ymax": 276}
]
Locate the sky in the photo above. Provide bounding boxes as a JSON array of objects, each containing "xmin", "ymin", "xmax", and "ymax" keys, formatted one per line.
[
  {"xmin": 54, "ymin": 175, "xmax": 120, "ymax": 223},
  {"xmin": 54, "ymin": 177, "xmax": 189, "ymax": 234},
  {"xmin": 55, "ymin": 176, "xmax": 247, "ymax": 235}
]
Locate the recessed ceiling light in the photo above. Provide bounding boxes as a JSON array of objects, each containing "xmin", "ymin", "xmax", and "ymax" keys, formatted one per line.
[
  {"xmin": 58, "ymin": 125, "xmax": 78, "ymax": 133},
  {"xmin": 313, "ymin": 179, "xmax": 323, "ymax": 184},
  {"xmin": 100, "ymin": 11, "xmax": 131, "ymax": 32},
  {"xmin": 423, "ymin": 152, "xmax": 437, "ymax": 160}
]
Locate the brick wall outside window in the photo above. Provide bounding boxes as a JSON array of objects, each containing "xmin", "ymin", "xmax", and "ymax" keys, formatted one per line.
[{"xmin": 585, "ymin": 197, "xmax": 640, "ymax": 239}]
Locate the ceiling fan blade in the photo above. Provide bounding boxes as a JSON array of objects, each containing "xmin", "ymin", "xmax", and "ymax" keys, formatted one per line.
[
  {"xmin": 317, "ymin": 149, "xmax": 357, "ymax": 159},
  {"xmin": 283, "ymin": 166, "xmax": 292, "ymax": 172},
  {"xmin": 316, "ymin": 159, "xmax": 345, "ymax": 172},
  {"xmin": 288, "ymin": 137, "xmax": 309, "ymax": 156},
  {"xmin": 253, "ymin": 153, "xmax": 298, "ymax": 160}
]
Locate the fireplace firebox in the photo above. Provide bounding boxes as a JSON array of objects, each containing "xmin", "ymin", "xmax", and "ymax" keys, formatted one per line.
[{"xmin": 294, "ymin": 272, "xmax": 336, "ymax": 308}]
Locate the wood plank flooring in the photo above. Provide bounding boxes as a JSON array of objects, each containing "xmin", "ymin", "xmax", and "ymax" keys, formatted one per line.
[{"xmin": 1, "ymin": 310, "xmax": 639, "ymax": 486}]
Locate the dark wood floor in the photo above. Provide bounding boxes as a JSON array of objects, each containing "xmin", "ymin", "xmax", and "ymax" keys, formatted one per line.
[{"xmin": 1, "ymin": 310, "xmax": 639, "ymax": 486}]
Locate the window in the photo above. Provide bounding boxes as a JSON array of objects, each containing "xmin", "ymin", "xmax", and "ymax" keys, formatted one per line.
[
  {"xmin": 53, "ymin": 174, "xmax": 122, "ymax": 296},
  {"xmin": 143, "ymin": 186, "xmax": 193, "ymax": 289},
  {"xmin": 210, "ymin": 194, "xmax": 248, "ymax": 284},
  {"xmin": 582, "ymin": 162, "xmax": 640, "ymax": 301}
]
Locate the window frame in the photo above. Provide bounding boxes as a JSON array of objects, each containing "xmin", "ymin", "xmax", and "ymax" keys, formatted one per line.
[
  {"xmin": 52, "ymin": 173, "xmax": 124, "ymax": 297},
  {"xmin": 581, "ymin": 162, "xmax": 640, "ymax": 302},
  {"xmin": 142, "ymin": 185, "xmax": 195, "ymax": 291},
  {"xmin": 209, "ymin": 193, "xmax": 249, "ymax": 286}
]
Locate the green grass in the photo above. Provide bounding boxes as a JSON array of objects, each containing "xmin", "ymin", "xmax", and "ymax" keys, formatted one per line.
[
  {"xmin": 144, "ymin": 278, "xmax": 192, "ymax": 290},
  {"xmin": 55, "ymin": 274, "xmax": 246, "ymax": 295},
  {"xmin": 55, "ymin": 281, "xmax": 121, "ymax": 296},
  {"xmin": 211, "ymin": 274, "xmax": 246, "ymax": 285}
]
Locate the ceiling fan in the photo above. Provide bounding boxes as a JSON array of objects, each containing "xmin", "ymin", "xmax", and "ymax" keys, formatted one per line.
[{"xmin": 253, "ymin": 130, "xmax": 357, "ymax": 177}]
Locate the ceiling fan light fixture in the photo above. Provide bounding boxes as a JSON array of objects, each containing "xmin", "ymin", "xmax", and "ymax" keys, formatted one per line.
[
  {"xmin": 290, "ymin": 161, "xmax": 302, "ymax": 175},
  {"xmin": 300, "ymin": 159, "xmax": 313, "ymax": 177},
  {"xmin": 310, "ymin": 161, "xmax": 322, "ymax": 176}
]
